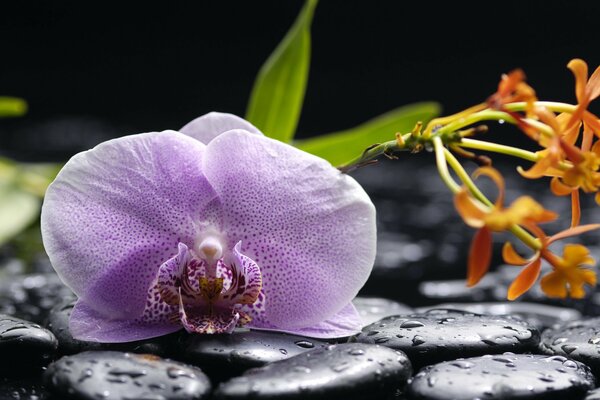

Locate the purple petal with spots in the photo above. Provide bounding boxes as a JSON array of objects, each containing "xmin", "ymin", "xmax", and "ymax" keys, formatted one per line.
[
  {"xmin": 246, "ymin": 302, "xmax": 362, "ymax": 338},
  {"xmin": 41, "ymin": 131, "xmax": 222, "ymax": 325},
  {"xmin": 202, "ymin": 129, "xmax": 376, "ymax": 330},
  {"xmin": 180, "ymin": 112, "xmax": 262, "ymax": 145},
  {"xmin": 70, "ymin": 297, "xmax": 180, "ymax": 343},
  {"xmin": 221, "ymin": 241, "xmax": 262, "ymax": 305},
  {"xmin": 178, "ymin": 291, "xmax": 238, "ymax": 334},
  {"xmin": 157, "ymin": 242, "xmax": 193, "ymax": 306}
]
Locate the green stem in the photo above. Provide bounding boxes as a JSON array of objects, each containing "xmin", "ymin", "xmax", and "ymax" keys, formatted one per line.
[
  {"xmin": 433, "ymin": 136, "xmax": 460, "ymax": 193},
  {"xmin": 437, "ymin": 110, "xmax": 553, "ymax": 137},
  {"xmin": 504, "ymin": 101, "xmax": 577, "ymax": 114},
  {"xmin": 442, "ymin": 144, "xmax": 542, "ymax": 251},
  {"xmin": 336, "ymin": 135, "xmax": 408, "ymax": 172},
  {"xmin": 458, "ymin": 138, "xmax": 539, "ymax": 162}
]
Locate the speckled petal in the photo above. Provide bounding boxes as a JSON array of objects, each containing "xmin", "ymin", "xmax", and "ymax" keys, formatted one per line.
[
  {"xmin": 247, "ymin": 302, "xmax": 362, "ymax": 338},
  {"xmin": 202, "ymin": 130, "xmax": 376, "ymax": 330},
  {"xmin": 157, "ymin": 243, "xmax": 191, "ymax": 306},
  {"xmin": 179, "ymin": 293, "xmax": 238, "ymax": 334},
  {"xmin": 41, "ymin": 131, "xmax": 222, "ymax": 320},
  {"xmin": 221, "ymin": 241, "xmax": 262, "ymax": 305},
  {"xmin": 180, "ymin": 112, "xmax": 262, "ymax": 144},
  {"xmin": 70, "ymin": 298, "xmax": 180, "ymax": 343}
]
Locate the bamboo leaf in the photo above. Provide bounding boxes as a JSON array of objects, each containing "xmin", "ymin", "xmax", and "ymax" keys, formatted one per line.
[
  {"xmin": 245, "ymin": 0, "xmax": 317, "ymax": 142},
  {"xmin": 295, "ymin": 102, "xmax": 441, "ymax": 166}
]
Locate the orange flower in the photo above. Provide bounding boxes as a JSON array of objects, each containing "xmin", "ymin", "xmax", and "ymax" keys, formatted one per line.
[
  {"xmin": 454, "ymin": 167, "xmax": 557, "ymax": 286},
  {"xmin": 487, "ymin": 69, "xmax": 537, "ymax": 115},
  {"xmin": 541, "ymin": 244, "xmax": 596, "ymax": 299},
  {"xmin": 504, "ymin": 223, "xmax": 600, "ymax": 300},
  {"xmin": 566, "ymin": 59, "xmax": 600, "ymax": 137},
  {"xmin": 550, "ymin": 141, "xmax": 600, "ymax": 204}
]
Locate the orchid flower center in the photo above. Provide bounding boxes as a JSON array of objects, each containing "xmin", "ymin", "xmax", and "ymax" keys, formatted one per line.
[{"xmin": 157, "ymin": 240, "xmax": 262, "ymax": 334}]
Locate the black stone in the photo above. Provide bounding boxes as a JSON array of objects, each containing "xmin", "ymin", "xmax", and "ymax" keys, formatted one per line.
[
  {"xmin": 43, "ymin": 351, "xmax": 211, "ymax": 400},
  {"xmin": 416, "ymin": 302, "xmax": 581, "ymax": 331},
  {"xmin": 540, "ymin": 317, "xmax": 600, "ymax": 376},
  {"xmin": 0, "ymin": 376, "xmax": 50, "ymax": 400},
  {"xmin": 46, "ymin": 298, "xmax": 180, "ymax": 357},
  {"xmin": 407, "ymin": 353, "xmax": 595, "ymax": 400},
  {"xmin": 353, "ymin": 309, "xmax": 540, "ymax": 369},
  {"xmin": 0, "ymin": 272, "xmax": 74, "ymax": 324},
  {"xmin": 0, "ymin": 314, "xmax": 58, "ymax": 374},
  {"xmin": 353, "ymin": 296, "xmax": 412, "ymax": 326},
  {"xmin": 180, "ymin": 329, "xmax": 329, "ymax": 380},
  {"xmin": 214, "ymin": 343, "xmax": 412, "ymax": 400}
]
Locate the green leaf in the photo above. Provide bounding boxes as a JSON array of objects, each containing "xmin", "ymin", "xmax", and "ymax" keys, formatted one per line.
[
  {"xmin": 245, "ymin": 0, "xmax": 317, "ymax": 143},
  {"xmin": 0, "ymin": 97, "xmax": 28, "ymax": 118},
  {"xmin": 0, "ymin": 186, "xmax": 40, "ymax": 246},
  {"xmin": 294, "ymin": 102, "xmax": 441, "ymax": 166}
]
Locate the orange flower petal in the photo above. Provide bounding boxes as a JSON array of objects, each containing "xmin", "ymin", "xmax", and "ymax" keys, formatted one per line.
[
  {"xmin": 473, "ymin": 167, "xmax": 505, "ymax": 207},
  {"xmin": 550, "ymin": 177, "xmax": 574, "ymax": 196},
  {"xmin": 568, "ymin": 59, "xmax": 589, "ymax": 104},
  {"xmin": 518, "ymin": 159, "xmax": 552, "ymax": 179},
  {"xmin": 581, "ymin": 269, "xmax": 598, "ymax": 286},
  {"xmin": 571, "ymin": 190, "xmax": 581, "ymax": 228},
  {"xmin": 507, "ymin": 258, "xmax": 541, "ymax": 301},
  {"xmin": 548, "ymin": 224, "xmax": 600, "ymax": 244},
  {"xmin": 595, "ymin": 191, "xmax": 600, "ymax": 206},
  {"xmin": 467, "ymin": 227, "xmax": 492, "ymax": 287},
  {"xmin": 540, "ymin": 271, "xmax": 568, "ymax": 298},
  {"xmin": 454, "ymin": 189, "xmax": 486, "ymax": 228},
  {"xmin": 502, "ymin": 242, "xmax": 529, "ymax": 266},
  {"xmin": 587, "ymin": 64, "xmax": 600, "ymax": 101},
  {"xmin": 562, "ymin": 244, "xmax": 596, "ymax": 267}
]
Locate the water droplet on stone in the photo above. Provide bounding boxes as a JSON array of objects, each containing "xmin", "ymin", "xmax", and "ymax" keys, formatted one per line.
[
  {"xmin": 375, "ymin": 337, "xmax": 390, "ymax": 344},
  {"xmin": 449, "ymin": 360, "xmax": 474, "ymax": 369},
  {"xmin": 294, "ymin": 340, "xmax": 314, "ymax": 349},
  {"xmin": 412, "ymin": 335, "xmax": 425, "ymax": 346},
  {"xmin": 561, "ymin": 344, "xmax": 578, "ymax": 354},
  {"xmin": 279, "ymin": 348, "xmax": 288, "ymax": 355},
  {"xmin": 349, "ymin": 349, "xmax": 365, "ymax": 356},
  {"xmin": 552, "ymin": 337, "xmax": 568, "ymax": 345},
  {"xmin": 400, "ymin": 320, "xmax": 425, "ymax": 328}
]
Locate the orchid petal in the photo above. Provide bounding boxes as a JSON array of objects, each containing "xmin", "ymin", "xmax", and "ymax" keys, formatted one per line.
[
  {"xmin": 467, "ymin": 227, "xmax": 492, "ymax": 287},
  {"xmin": 221, "ymin": 242, "xmax": 262, "ymax": 305},
  {"xmin": 507, "ymin": 258, "xmax": 542, "ymax": 301},
  {"xmin": 540, "ymin": 271, "xmax": 568, "ymax": 298},
  {"xmin": 70, "ymin": 299, "xmax": 180, "ymax": 343},
  {"xmin": 157, "ymin": 243, "xmax": 192, "ymax": 306},
  {"xmin": 180, "ymin": 112, "xmax": 262, "ymax": 145},
  {"xmin": 202, "ymin": 129, "xmax": 376, "ymax": 330},
  {"xmin": 179, "ymin": 294, "xmax": 238, "ymax": 335},
  {"xmin": 548, "ymin": 224, "xmax": 600, "ymax": 244},
  {"xmin": 473, "ymin": 167, "xmax": 505, "ymax": 207},
  {"xmin": 248, "ymin": 302, "xmax": 362, "ymax": 338},
  {"xmin": 587, "ymin": 64, "xmax": 600, "ymax": 101},
  {"xmin": 41, "ymin": 131, "xmax": 222, "ymax": 320},
  {"xmin": 550, "ymin": 177, "xmax": 573, "ymax": 196},
  {"xmin": 568, "ymin": 59, "xmax": 588, "ymax": 104}
]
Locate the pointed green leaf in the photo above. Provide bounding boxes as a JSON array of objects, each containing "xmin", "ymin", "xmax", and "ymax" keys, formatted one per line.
[
  {"xmin": 294, "ymin": 102, "xmax": 441, "ymax": 166},
  {"xmin": 0, "ymin": 97, "xmax": 28, "ymax": 118},
  {"xmin": 246, "ymin": 0, "xmax": 317, "ymax": 142},
  {"xmin": 0, "ymin": 186, "xmax": 40, "ymax": 246}
]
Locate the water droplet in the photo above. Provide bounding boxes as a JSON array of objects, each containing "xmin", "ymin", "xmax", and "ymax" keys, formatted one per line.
[
  {"xmin": 498, "ymin": 119, "xmax": 505, "ymax": 124},
  {"xmin": 292, "ymin": 366, "xmax": 311, "ymax": 373},
  {"xmin": 349, "ymin": 349, "xmax": 365, "ymax": 356},
  {"xmin": 427, "ymin": 376, "xmax": 437, "ymax": 387},
  {"xmin": 589, "ymin": 337, "xmax": 600, "ymax": 345},
  {"xmin": 400, "ymin": 320, "xmax": 425, "ymax": 328},
  {"xmin": 561, "ymin": 344, "xmax": 578, "ymax": 354},
  {"xmin": 449, "ymin": 360, "xmax": 474, "ymax": 369},
  {"xmin": 166, "ymin": 367, "xmax": 195, "ymax": 379},
  {"xmin": 108, "ymin": 368, "xmax": 147, "ymax": 379},
  {"xmin": 279, "ymin": 348, "xmax": 288, "ymax": 355},
  {"xmin": 412, "ymin": 335, "xmax": 425, "ymax": 346},
  {"xmin": 366, "ymin": 330, "xmax": 379, "ymax": 336},
  {"xmin": 331, "ymin": 362, "xmax": 351, "ymax": 373},
  {"xmin": 294, "ymin": 340, "xmax": 314, "ymax": 349},
  {"xmin": 552, "ymin": 337, "xmax": 568, "ymax": 346},
  {"xmin": 562, "ymin": 360, "xmax": 578, "ymax": 369},
  {"xmin": 78, "ymin": 368, "xmax": 93, "ymax": 383},
  {"xmin": 375, "ymin": 337, "xmax": 390, "ymax": 344}
]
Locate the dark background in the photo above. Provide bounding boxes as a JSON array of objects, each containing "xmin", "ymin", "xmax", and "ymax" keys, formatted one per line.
[{"xmin": 1, "ymin": 0, "xmax": 600, "ymax": 160}]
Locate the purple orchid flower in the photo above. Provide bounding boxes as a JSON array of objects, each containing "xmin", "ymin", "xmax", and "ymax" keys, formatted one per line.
[{"xmin": 40, "ymin": 112, "xmax": 376, "ymax": 343}]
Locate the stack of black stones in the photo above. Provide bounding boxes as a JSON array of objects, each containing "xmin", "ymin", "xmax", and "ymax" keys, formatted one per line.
[{"xmin": 3, "ymin": 158, "xmax": 600, "ymax": 399}]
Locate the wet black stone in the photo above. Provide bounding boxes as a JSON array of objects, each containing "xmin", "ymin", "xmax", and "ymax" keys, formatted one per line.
[
  {"xmin": 0, "ymin": 272, "xmax": 74, "ymax": 324},
  {"xmin": 0, "ymin": 314, "xmax": 58, "ymax": 374},
  {"xmin": 43, "ymin": 351, "xmax": 211, "ymax": 400},
  {"xmin": 46, "ymin": 298, "xmax": 181, "ymax": 357},
  {"xmin": 416, "ymin": 302, "xmax": 582, "ymax": 331},
  {"xmin": 214, "ymin": 343, "xmax": 412, "ymax": 400},
  {"xmin": 353, "ymin": 309, "xmax": 540, "ymax": 369},
  {"xmin": 180, "ymin": 329, "xmax": 329, "ymax": 380},
  {"xmin": 0, "ymin": 376, "xmax": 49, "ymax": 400},
  {"xmin": 353, "ymin": 296, "xmax": 412, "ymax": 326},
  {"xmin": 540, "ymin": 317, "xmax": 600, "ymax": 376},
  {"xmin": 407, "ymin": 353, "xmax": 595, "ymax": 400},
  {"xmin": 586, "ymin": 388, "xmax": 600, "ymax": 400}
]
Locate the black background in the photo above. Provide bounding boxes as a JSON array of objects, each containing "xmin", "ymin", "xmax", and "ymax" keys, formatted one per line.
[{"xmin": 1, "ymin": 0, "xmax": 600, "ymax": 158}]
